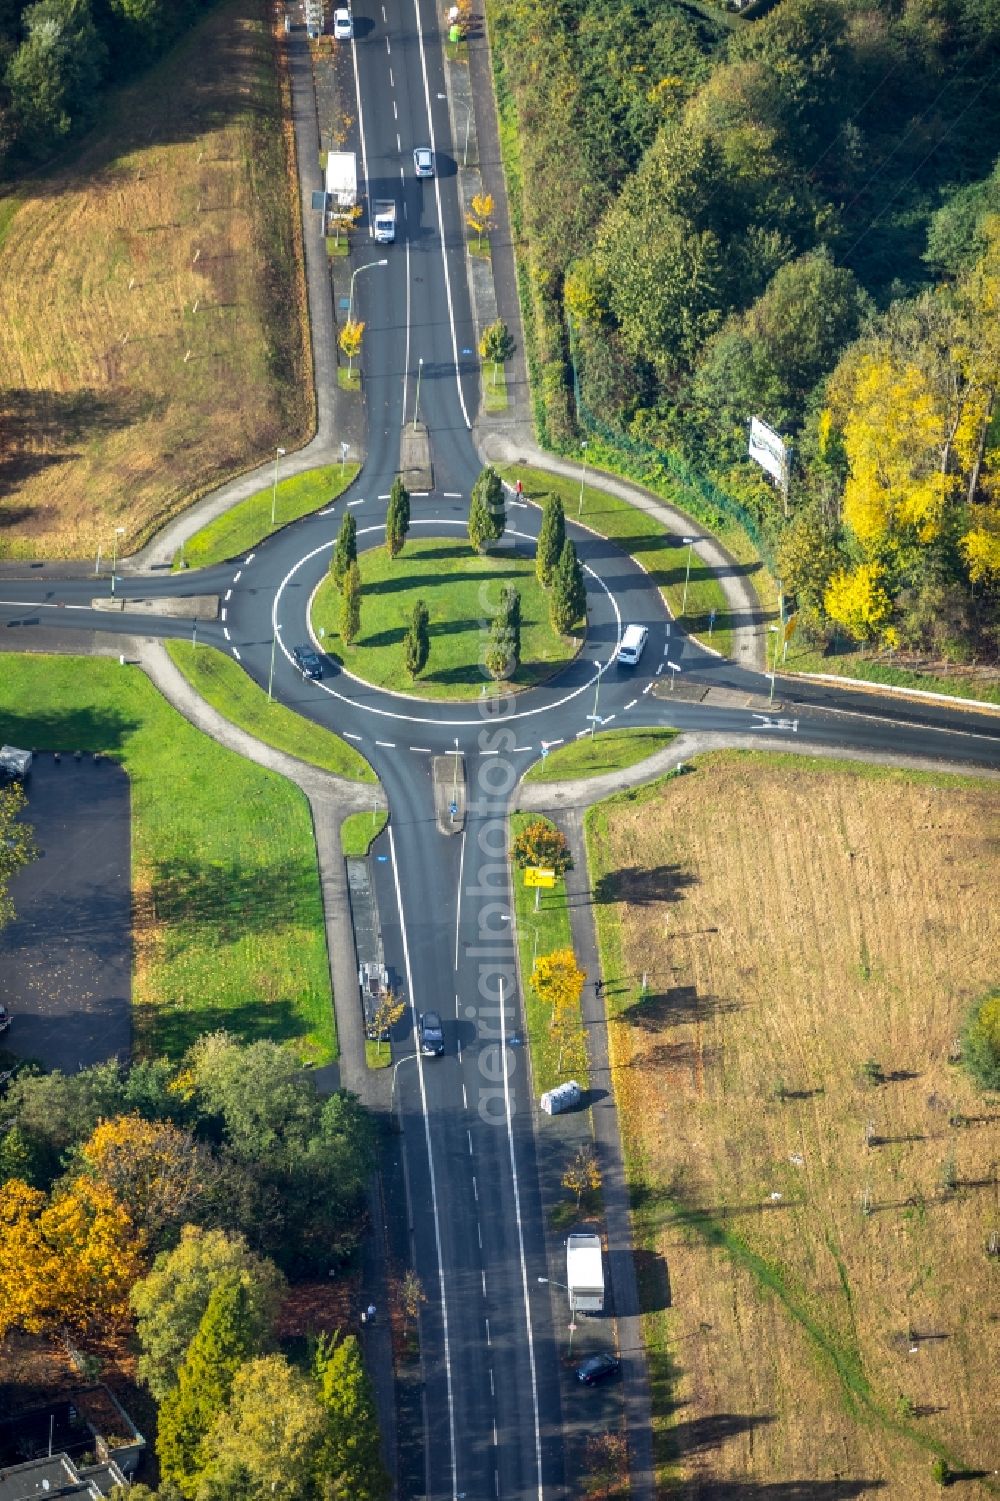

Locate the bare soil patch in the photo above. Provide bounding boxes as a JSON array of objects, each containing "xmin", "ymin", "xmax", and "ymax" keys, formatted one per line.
[
  {"xmin": 0, "ymin": 0, "xmax": 310, "ymax": 560},
  {"xmin": 586, "ymin": 753, "xmax": 1000, "ymax": 1498}
]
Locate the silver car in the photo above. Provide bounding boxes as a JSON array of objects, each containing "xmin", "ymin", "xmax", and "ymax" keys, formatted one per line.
[{"xmin": 413, "ymin": 146, "xmax": 435, "ymax": 178}]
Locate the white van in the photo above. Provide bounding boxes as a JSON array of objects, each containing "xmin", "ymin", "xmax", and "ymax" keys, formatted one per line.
[{"xmin": 616, "ymin": 625, "xmax": 648, "ymax": 668}]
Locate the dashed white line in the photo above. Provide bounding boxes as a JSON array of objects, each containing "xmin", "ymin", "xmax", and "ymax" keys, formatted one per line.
[
  {"xmin": 656, "ymin": 663, "xmax": 664, "ymax": 676},
  {"xmin": 381, "ymin": 2, "xmax": 386, "ymax": 16},
  {"xmin": 345, "ymin": 732, "xmax": 362, "ymax": 742},
  {"xmin": 482, "ymin": 1270, "xmax": 487, "ymax": 1297},
  {"xmin": 575, "ymin": 729, "xmax": 589, "ymax": 739},
  {"xmin": 410, "ymin": 745, "xmax": 432, "ymax": 753},
  {"xmin": 509, "ymin": 499, "xmax": 528, "ymax": 508},
  {"xmin": 223, "ymin": 627, "xmax": 230, "ymax": 641},
  {"xmin": 489, "ymin": 1366, "xmax": 494, "ymax": 1395},
  {"xmin": 233, "ymin": 570, "xmax": 242, "ymax": 583},
  {"xmin": 462, "ymin": 1082, "xmax": 468, "ymax": 1109},
  {"xmin": 375, "ymin": 740, "xmax": 396, "ymax": 748},
  {"xmin": 493, "ymin": 1420, "xmax": 498, "ymax": 1447},
  {"xmin": 231, "ymin": 647, "xmax": 241, "ymax": 661},
  {"xmin": 412, "ymin": 490, "xmax": 429, "ymax": 497},
  {"xmin": 385, "ymin": 34, "xmax": 391, "ymax": 52},
  {"xmin": 443, "ymin": 491, "xmax": 462, "ymax": 498},
  {"xmin": 513, "ymin": 746, "xmax": 531, "ymax": 753},
  {"xmin": 485, "ymin": 1318, "xmax": 491, "ymax": 1345},
  {"xmin": 348, "ymin": 499, "xmax": 364, "ymax": 507},
  {"xmin": 393, "ymin": 99, "xmax": 397, "ymax": 120},
  {"xmin": 378, "ymin": 493, "xmax": 391, "ymax": 500},
  {"xmin": 245, "ymin": 552, "xmax": 255, "ymax": 563},
  {"xmin": 220, "ymin": 608, "xmax": 227, "ymax": 622},
  {"xmin": 472, "ymin": 1176, "xmax": 478, "ymax": 1202},
  {"xmin": 604, "ymin": 713, "xmax": 617, "ymax": 724},
  {"xmin": 625, "ymin": 697, "xmax": 638, "ymax": 710},
  {"xmin": 481, "ymin": 747, "xmax": 500, "ymax": 755},
  {"xmin": 477, "ymin": 1222, "xmax": 482, "ymax": 1248},
  {"xmin": 389, "ymin": 67, "xmax": 394, "ymax": 86},
  {"xmin": 224, "ymin": 588, "xmax": 232, "ymax": 602},
  {"xmin": 467, "ymin": 1129, "xmax": 473, "ymax": 1155},
  {"xmin": 643, "ymin": 682, "xmax": 654, "ymax": 694}
]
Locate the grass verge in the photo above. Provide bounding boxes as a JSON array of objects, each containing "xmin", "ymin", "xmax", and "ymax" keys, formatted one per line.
[
  {"xmin": 176, "ymin": 463, "xmax": 359, "ymax": 570},
  {"xmin": 523, "ymin": 727, "xmax": 677, "ymax": 783},
  {"xmin": 338, "ymin": 367, "xmax": 360, "ymax": 391},
  {"xmin": 585, "ymin": 752, "xmax": 999, "ymax": 1493},
  {"xmin": 510, "ymin": 814, "xmax": 588, "ymax": 1095},
  {"xmin": 311, "ymin": 535, "xmax": 581, "ymax": 700},
  {"xmin": 340, "ymin": 809, "xmax": 389, "ymax": 857},
  {"xmin": 496, "ymin": 463, "xmax": 735, "ymax": 658},
  {"xmin": 0, "ymin": 0, "xmax": 311, "ymax": 561},
  {"xmin": 165, "ymin": 641, "xmax": 375, "ymax": 782},
  {"xmin": 482, "ymin": 363, "xmax": 508, "ymax": 414},
  {"xmin": 365, "ymin": 1040, "xmax": 392, "ymax": 1071},
  {"xmin": 781, "ymin": 638, "xmax": 1000, "ymax": 706},
  {"xmin": 0, "ymin": 654, "xmax": 335, "ymax": 1062}
]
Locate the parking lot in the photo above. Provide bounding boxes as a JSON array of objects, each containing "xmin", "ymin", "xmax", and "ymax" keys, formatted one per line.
[{"xmin": 1, "ymin": 753, "xmax": 131, "ymax": 1071}]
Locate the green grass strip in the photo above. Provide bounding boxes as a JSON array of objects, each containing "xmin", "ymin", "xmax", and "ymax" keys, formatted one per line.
[
  {"xmin": 510, "ymin": 813, "xmax": 588, "ymax": 1094},
  {"xmin": 0, "ymin": 653, "xmax": 335, "ymax": 1063},
  {"xmin": 781, "ymin": 640, "xmax": 1000, "ymax": 706},
  {"xmin": 340, "ymin": 809, "xmax": 388, "ymax": 857},
  {"xmin": 176, "ymin": 462, "xmax": 359, "ymax": 570},
  {"xmin": 523, "ymin": 727, "xmax": 676, "ymax": 783},
  {"xmin": 495, "ymin": 463, "xmax": 735, "ymax": 658},
  {"xmin": 166, "ymin": 641, "xmax": 375, "ymax": 783}
]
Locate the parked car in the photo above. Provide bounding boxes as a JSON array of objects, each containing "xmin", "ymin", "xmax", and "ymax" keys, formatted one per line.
[
  {"xmin": 576, "ymin": 1353, "xmax": 621, "ymax": 1386},
  {"xmin": 418, "ymin": 1010, "xmax": 445, "ymax": 1056},
  {"xmin": 333, "ymin": 8, "xmax": 353, "ymax": 39},
  {"xmin": 292, "ymin": 644, "xmax": 324, "ymax": 680},
  {"xmin": 0, "ymin": 1003, "xmax": 11, "ymax": 1035},
  {"xmin": 413, "ymin": 146, "xmax": 435, "ymax": 178}
]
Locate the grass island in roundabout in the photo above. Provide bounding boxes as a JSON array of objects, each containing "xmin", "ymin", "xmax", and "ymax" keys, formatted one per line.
[{"xmin": 310, "ymin": 535, "xmax": 583, "ymax": 700}]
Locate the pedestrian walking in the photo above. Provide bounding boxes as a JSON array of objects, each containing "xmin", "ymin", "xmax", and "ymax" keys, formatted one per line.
[{"xmin": 367, "ymin": 1302, "xmax": 377, "ymax": 1326}]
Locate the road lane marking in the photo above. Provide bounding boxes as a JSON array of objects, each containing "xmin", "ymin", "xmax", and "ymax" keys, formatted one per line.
[
  {"xmin": 412, "ymin": 490, "xmax": 429, "ymax": 496},
  {"xmin": 411, "ymin": 0, "xmax": 471, "ymax": 429},
  {"xmin": 468, "ymin": 1129, "xmax": 473, "ymax": 1154},
  {"xmin": 345, "ymin": 732, "xmax": 362, "ymax": 741},
  {"xmin": 410, "ymin": 745, "xmax": 432, "ymax": 752},
  {"xmin": 643, "ymin": 682, "xmax": 654, "ymax": 694},
  {"xmin": 498, "ymin": 975, "xmax": 545, "ymax": 1500},
  {"xmin": 485, "ymin": 1318, "xmax": 490, "ymax": 1344},
  {"xmin": 478, "ymin": 1223, "xmax": 483, "ymax": 1249},
  {"xmin": 223, "ymin": 627, "xmax": 230, "ymax": 641},
  {"xmin": 444, "ymin": 491, "xmax": 462, "ymax": 498},
  {"xmin": 462, "ymin": 1082, "xmax": 468, "ymax": 1109},
  {"xmin": 378, "ymin": 493, "xmax": 391, "ymax": 500},
  {"xmin": 489, "ymin": 1366, "xmax": 493, "ymax": 1395},
  {"xmin": 224, "ymin": 589, "xmax": 232, "ymax": 602},
  {"xmin": 385, "ymin": 34, "xmax": 390, "ymax": 52},
  {"xmin": 233, "ymin": 570, "xmax": 242, "ymax": 582},
  {"xmin": 455, "ymin": 829, "xmax": 466, "ymax": 970},
  {"xmin": 513, "ymin": 746, "xmax": 531, "ymax": 752},
  {"xmin": 348, "ymin": 498, "xmax": 365, "ymax": 507},
  {"xmin": 220, "ymin": 608, "xmax": 227, "ymax": 621},
  {"xmin": 625, "ymin": 698, "xmax": 638, "ymax": 710},
  {"xmin": 482, "ymin": 1270, "xmax": 487, "ymax": 1297},
  {"xmin": 393, "ymin": 99, "xmax": 397, "ymax": 120},
  {"xmin": 348, "ymin": 28, "xmax": 371, "ymax": 237},
  {"xmin": 389, "ymin": 67, "xmax": 393, "ymax": 86},
  {"xmin": 472, "ymin": 1176, "xmax": 478, "ymax": 1201},
  {"xmin": 231, "ymin": 647, "xmax": 241, "ymax": 661},
  {"xmin": 387, "ymin": 826, "xmax": 460, "ymax": 1501},
  {"xmin": 375, "ymin": 740, "xmax": 395, "ymax": 748},
  {"xmin": 575, "ymin": 729, "xmax": 589, "ymax": 739}
]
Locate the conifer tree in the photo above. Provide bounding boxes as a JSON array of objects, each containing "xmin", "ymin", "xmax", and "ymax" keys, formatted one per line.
[
  {"xmin": 550, "ymin": 539, "xmax": 586, "ymax": 634},
  {"xmin": 535, "ymin": 494, "xmax": 565, "ymax": 586},
  {"xmin": 385, "ymin": 477, "xmax": 410, "ymax": 559},
  {"xmin": 403, "ymin": 599, "xmax": 429, "ymax": 677},
  {"xmin": 330, "ymin": 511, "xmax": 357, "ymax": 591},
  {"xmin": 340, "ymin": 561, "xmax": 362, "ymax": 645}
]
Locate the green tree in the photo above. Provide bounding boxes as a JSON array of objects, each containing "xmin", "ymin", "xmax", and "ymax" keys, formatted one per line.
[
  {"xmin": 404, "ymin": 599, "xmax": 429, "ymax": 678},
  {"xmin": 484, "ymin": 585, "xmax": 521, "ymax": 680},
  {"xmin": 511, "ymin": 817, "xmax": 572, "ymax": 876},
  {"xmin": 962, "ymin": 990, "xmax": 1000, "ymax": 1091},
  {"xmin": 6, "ymin": 0, "xmax": 107, "ymax": 159},
  {"xmin": 314, "ymin": 1332, "xmax": 390, "ymax": 1501},
  {"xmin": 196, "ymin": 1355, "xmax": 326, "ymax": 1501},
  {"xmin": 385, "ymin": 476, "xmax": 410, "ymax": 559},
  {"xmin": 0, "ymin": 779, "xmax": 37, "ymax": 931},
  {"xmin": 158, "ymin": 1273, "xmax": 264, "ymax": 1496},
  {"xmin": 550, "ymin": 539, "xmax": 586, "ymax": 634},
  {"xmin": 131, "ymin": 1227, "xmax": 284, "ymax": 1402},
  {"xmin": 330, "ymin": 511, "xmax": 357, "ymax": 591},
  {"xmin": 468, "ymin": 466, "xmax": 505, "ymax": 552},
  {"xmin": 339, "ymin": 560, "xmax": 361, "ymax": 645},
  {"xmin": 479, "ymin": 318, "xmax": 515, "ymax": 386},
  {"xmin": 535, "ymin": 494, "xmax": 565, "ymax": 586}
]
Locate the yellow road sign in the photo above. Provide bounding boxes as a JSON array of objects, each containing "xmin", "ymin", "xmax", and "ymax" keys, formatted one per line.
[
  {"xmin": 524, "ymin": 867, "xmax": 556, "ymax": 889},
  {"xmin": 783, "ymin": 612, "xmax": 799, "ymax": 644}
]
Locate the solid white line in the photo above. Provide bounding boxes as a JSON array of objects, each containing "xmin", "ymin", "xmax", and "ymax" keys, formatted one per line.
[
  {"xmin": 345, "ymin": 732, "xmax": 362, "ymax": 741},
  {"xmin": 411, "ymin": 0, "xmax": 471, "ymax": 428},
  {"xmin": 223, "ymin": 627, "xmax": 230, "ymax": 641},
  {"xmin": 444, "ymin": 491, "xmax": 462, "ymax": 498},
  {"xmin": 224, "ymin": 588, "xmax": 232, "ymax": 602},
  {"xmin": 625, "ymin": 698, "xmax": 638, "ymax": 710},
  {"xmin": 455, "ymin": 829, "xmax": 466, "ymax": 970},
  {"xmin": 387, "ymin": 826, "xmax": 460, "ymax": 1501},
  {"xmin": 375, "ymin": 740, "xmax": 396, "ymax": 748},
  {"xmin": 231, "ymin": 647, "xmax": 241, "ymax": 661},
  {"xmin": 349, "ymin": 30, "xmax": 371, "ymax": 237},
  {"xmin": 233, "ymin": 570, "xmax": 242, "ymax": 582},
  {"xmin": 499, "ymin": 976, "xmax": 545, "ymax": 1499}
]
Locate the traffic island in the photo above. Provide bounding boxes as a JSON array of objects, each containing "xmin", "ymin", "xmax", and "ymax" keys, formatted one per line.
[
  {"xmin": 433, "ymin": 752, "xmax": 466, "ymax": 834},
  {"xmin": 399, "ymin": 422, "xmax": 433, "ymax": 492}
]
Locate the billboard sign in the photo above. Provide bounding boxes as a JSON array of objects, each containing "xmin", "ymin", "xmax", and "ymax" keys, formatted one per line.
[{"xmin": 749, "ymin": 416, "xmax": 789, "ymax": 491}]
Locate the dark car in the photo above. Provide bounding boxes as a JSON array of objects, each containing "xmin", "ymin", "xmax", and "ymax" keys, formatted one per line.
[
  {"xmin": 293, "ymin": 644, "xmax": 324, "ymax": 680},
  {"xmin": 576, "ymin": 1353, "xmax": 621, "ymax": 1386},
  {"xmin": 0, "ymin": 1002, "xmax": 11, "ymax": 1035},
  {"xmin": 418, "ymin": 1010, "xmax": 445, "ymax": 1056}
]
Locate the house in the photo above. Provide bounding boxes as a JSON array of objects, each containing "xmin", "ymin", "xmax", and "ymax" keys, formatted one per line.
[{"xmin": 0, "ymin": 1451, "xmax": 127, "ymax": 1499}]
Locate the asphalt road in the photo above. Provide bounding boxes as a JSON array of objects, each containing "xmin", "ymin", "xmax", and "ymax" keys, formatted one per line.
[{"xmin": 1, "ymin": 0, "xmax": 999, "ymax": 1496}]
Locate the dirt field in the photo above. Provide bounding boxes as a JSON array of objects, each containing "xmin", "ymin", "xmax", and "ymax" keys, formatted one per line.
[
  {"xmin": 0, "ymin": 0, "xmax": 310, "ymax": 561},
  {"xmin": 586, "ymin": 753, "xmax": 1000, "ymax": 1499}
]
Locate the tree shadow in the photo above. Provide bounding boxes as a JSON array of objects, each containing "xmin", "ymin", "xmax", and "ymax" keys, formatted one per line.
[
  {"xmin": 144, "ymin": 855, "xmax": 320, "ymax": 935},
  {"xmin": 0, "ymin": 388, "xmax": 166, "ymax": 502},
  {"xmin": 633, "ymin": 1245, "xmax": 672, "ymax": 1312},
  {"xmin": 135, "ymin": 996, "xmax": 311, "ymax": 1059},
  {"xmin": 592, "ymin": 864, "xmax": 698, "ymax": 907},
  {"xmin": 619, "ymin": 985, "xmax": 742, "ymax": 1031},
  {"xmin": 690, "ymin": 1483, "xmax": 885, "ymax": 1499},
  {"xmin": 666, "ymin": 1412, "xmax": 774, "ymax": 1459},
  {"xmin": 0, "ymin": 711, "xmax": 139, "ymax": 756}
]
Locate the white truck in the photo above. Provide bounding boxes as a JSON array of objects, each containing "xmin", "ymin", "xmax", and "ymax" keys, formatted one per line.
[
  {"xmin": 566, "ymin": 1233, "xmax": 605, "ymax": 1313},
  {"xmin": 325, "ymin": 150, "xmax": 358, "ymax": 209},
  {"xmin": 372, "ymin": 199, "xmax": 396, "ymax": 244}
]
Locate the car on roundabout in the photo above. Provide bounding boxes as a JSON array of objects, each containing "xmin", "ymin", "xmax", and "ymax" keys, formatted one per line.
[{"xmin": 293, "ymin": 644, "xmax": 325, "ymax": 680}]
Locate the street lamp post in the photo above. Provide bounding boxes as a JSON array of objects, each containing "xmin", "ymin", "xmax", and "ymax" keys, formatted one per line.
[
  {"xmin": 577, "ymin": 441, "xmax": 588, "ymax": 515},
  {"xmin": 437, "ymin": 92, "xmax": 472, "ymax": 166},
  {"xmin": 413, "ymin": 356, "xmax": 424, "ymax": 430},
  {"xmin": 270, "ymin": 446, "xmax": 286, "ymax": 527},
  {"xmin": 538, "ymin": 1277, "xmax": 578, "ymax": 1352},
  {"xmin": 348, "ymin": 257, "xmax": 388, "ymax": 324},
  {"xmin": 390, "ymin": 1053, "xmax": 418, "ymax": 1129},
  {"xmin": 681, "ymin": 537, "xmax": 696, "ymax": 616},
  {"xmin": 110, "ymin": 526, "xmax": 125, "ymax": 597}
]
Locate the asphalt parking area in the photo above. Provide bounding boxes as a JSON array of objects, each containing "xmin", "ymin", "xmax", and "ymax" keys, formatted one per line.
[{"xmin": 1, "ymin": 753, "xmax": 131, "ymax": 1072}]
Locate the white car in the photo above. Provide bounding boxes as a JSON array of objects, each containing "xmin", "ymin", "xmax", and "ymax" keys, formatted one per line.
[
  {"xmin": 333, "ymin": 8, "xmax": 353, "ymax": 39},
  {"xmin": 413, "ymin": 146, "xmax": 435, "ymax": 178}
]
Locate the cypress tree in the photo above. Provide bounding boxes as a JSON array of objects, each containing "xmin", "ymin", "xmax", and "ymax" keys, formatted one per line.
[
  {"xmin": 385, "ymin": 477, "xmax": 410, "ymax": 558},
  {"xmin": 340, "ymin": 560, "xmax": 362, "ymax": 645},
  {"xmin": 331, "ymin": 510, "xmax": 357, "ymax": 591},
  {"xmin": 315, "ymin": 1332, "xmax": 390, "ymax": 1501},
  {"xmin": 157, "ymin": 1272, "xmax": 263, "ymax": 1496},
  {"xmin": 536, "ymin": 494, "xmax": 565, "ymax": 586},
  {"xmin": 404, "ymin": 599, "xmax": 429, "ymax": 677},
  {"xmin": 468, "ymin": 466, "xmax": 505, "ymax": 551},
  {"xmin": 550, "ymin": 539, "xmax": 586, "ymax": 634}
]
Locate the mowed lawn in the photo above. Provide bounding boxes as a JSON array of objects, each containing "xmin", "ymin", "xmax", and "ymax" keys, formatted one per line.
[
  {"xmin": 311, "ymin": 535, "xmax": 581, "ymax": 699},
  {"xmin": 586, "ymin": 754, "xmax": 1000, "ymax": 1495},
  {"xmin": 0, "ymin": 0, "xmax": 310, "ymax": 561},
  {"xmin": 0, "ymin": 655, "xmax": 334, "ymax": 1063}
]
